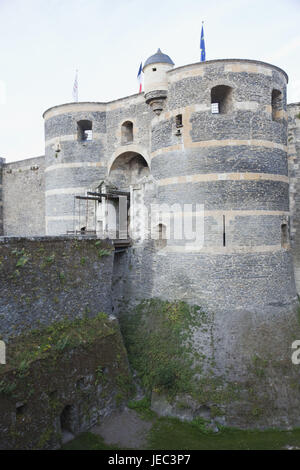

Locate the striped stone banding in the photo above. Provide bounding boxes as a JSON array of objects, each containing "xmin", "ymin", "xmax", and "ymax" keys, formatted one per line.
[
  {"xmin": 46, "ymin": 209, "xmax": 290, "ymax": 224},
  {"xmin": 43, "ymin": 94, "xmax": 145, "ymax": 120},
  {"xmin": 45, "ymin": 187, "xmax": 86, "ymax": 196},
  {"xmin": 45, "ymin": 132, "xmax": 106, "ymax": 147},
  {"xmin": 45, "ymin": 162, "xmax": 106, "ymax": 172},
  {"xmin": 150, "ymin": 140, "xmax": 288, "ymax": 159},
  {"xmin": 158, "ymin": 244, "xmax": 285, "ymax": 254},
  {"xmin": 152, "ymin": 104, "xmax": 287, "ymax": 125},
  {"xmin": 151, "ymin": 209, "xmax": 289, "ymax": 217},
  {"xmin": 45, "ymin": 215, "xmax": 75, "ymax": 221},
  {"xmin": 157, "ymin": 173, "xmax": 289, "ymax": 186},
  {"xmin": 44, "ymin": 172, "xmax": 289, "ymax": 197},
  {"xmin": 167, "ymin": 59, "xmax": 287, "ymax": 83}
]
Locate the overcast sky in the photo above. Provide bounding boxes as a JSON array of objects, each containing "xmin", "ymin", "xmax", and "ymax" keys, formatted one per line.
[{"xmin": 0, "ymin": 0, "xmax": 299, "ymax": 162}]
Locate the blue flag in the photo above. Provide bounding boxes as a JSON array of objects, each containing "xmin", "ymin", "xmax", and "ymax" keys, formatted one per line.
[{"xmin": 200, "ymin": 24, "xmax": 206, "ymax": 62}]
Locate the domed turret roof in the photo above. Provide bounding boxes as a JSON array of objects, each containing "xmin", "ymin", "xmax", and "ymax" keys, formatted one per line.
[{"xmin": 143, "ymin": 48, "xmax": 174, "ymax": 69}]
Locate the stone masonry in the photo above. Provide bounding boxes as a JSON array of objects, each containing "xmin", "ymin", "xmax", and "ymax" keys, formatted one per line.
[{"xmin": 1, "ymin": 52, "xmax": 300, "ymax": 428}]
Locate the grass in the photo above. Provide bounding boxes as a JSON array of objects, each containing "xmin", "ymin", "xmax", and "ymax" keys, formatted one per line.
[
  {"xmin": 62, "ymin": 433, "xmax": 123, "ymax": 450},
  {"xmin": 1, "ymin": 313, "xmax": 115, "ymax": 374},
  {"xmin": 62, "ymin": 413, "xmax": 300, "ymax": 450},
  {"xmin": 147, "ymin": 417, "xmax": 300, "ymax": 450},
  {"xmin": 127, "ymin": 397, "xmax": 156, "ymax": 420}
]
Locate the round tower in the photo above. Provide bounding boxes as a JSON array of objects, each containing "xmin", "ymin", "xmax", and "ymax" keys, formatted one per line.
[
  {"xmin": 288, "ymin": 102, "xmax": 300, "ymax": 292},
  {"xmin": 140, "ymin": 58, "xmax": 300, "ymax": 428},
  {"xmin": 143, "ymin": 48, "xmax": 174, "ymax": 115},
  {"xmin": 43, "ymin": 103, "xmax": 107, "ymax": 235},
  {"xmin": 149, "ymin": 59, "xmax": 293, "ymax": 313}
]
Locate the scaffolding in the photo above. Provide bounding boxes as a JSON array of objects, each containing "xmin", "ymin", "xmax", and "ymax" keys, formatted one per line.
[{"xmin": 67, "ymin": 189, "xmax": 130, "ymax": 243}]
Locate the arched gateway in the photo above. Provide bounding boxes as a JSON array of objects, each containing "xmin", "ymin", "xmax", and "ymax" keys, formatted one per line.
[{"xmin": 95, "ymin": 151, "xmax": 151, "ymax": 241}]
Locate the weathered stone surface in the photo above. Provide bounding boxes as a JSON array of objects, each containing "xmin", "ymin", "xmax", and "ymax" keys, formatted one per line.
[
  {"xmin": 288, "ymin": 103, "xmax": 300, "ymax": 292},
  {"xmin": 2, "ymin": 157, "xmax": 45, "ymax": 237},
  {"xmin": 0, "ymin": 237, "xmax": 114, "ymax": 340},
  {"xmin": 1, "ymin": 58, "xmax": 300, "ymax": 430},
  {"xmin": 0, "ymin": 315, "xmax": 133, "ymax": 450}
]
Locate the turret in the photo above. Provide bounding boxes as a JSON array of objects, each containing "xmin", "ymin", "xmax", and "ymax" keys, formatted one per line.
[{"xmin": 143, "ymin": 48, "xmax": 174, "ymax": 114}]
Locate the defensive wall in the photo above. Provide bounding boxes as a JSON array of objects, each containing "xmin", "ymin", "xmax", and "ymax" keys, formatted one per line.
[
  {"xmin": 0, "ymin": 237, "xmax": 113, "ymax": 340},
  {"xmin": 1, "ymin": 57, "xmax": 300, "ymax": 432}
]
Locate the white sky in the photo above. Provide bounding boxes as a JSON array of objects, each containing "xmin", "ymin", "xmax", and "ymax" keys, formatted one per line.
[{"xmin": 0, "ymin": 0, "xmax": 299, "ymax": 162}]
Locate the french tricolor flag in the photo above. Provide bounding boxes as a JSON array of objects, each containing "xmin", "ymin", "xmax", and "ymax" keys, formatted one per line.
[{"xmin": 137, "ymin": 62, "xmax": 143, "ymax": 93}]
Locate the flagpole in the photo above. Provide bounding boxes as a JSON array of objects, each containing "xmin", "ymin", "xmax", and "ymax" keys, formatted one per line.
[{"xmin": 73, "ymin": 69, "xmax": 79, "ymax": 102}]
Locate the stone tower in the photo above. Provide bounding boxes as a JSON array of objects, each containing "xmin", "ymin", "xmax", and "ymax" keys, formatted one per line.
[
  {"xmin": 143, "ymin": 48, "xmax": 174, "ymax": 115},
  {"xmin": 288, "ymin": 102, "xmax": 300, "ymax": 292},
  {"xmin": 43, "ymin": 103, "xmax": 108, "ymax": 235},
  {"xmin": 124, "ymin": 56, "xmax": 300, "ymax": 428},
  {"xmin": 42, "ymin": 53, "xmax": 300, "ymax": 427},
  {"xmin": 141, "ymin": 57, "xmax": 295, "ymax": 314}
]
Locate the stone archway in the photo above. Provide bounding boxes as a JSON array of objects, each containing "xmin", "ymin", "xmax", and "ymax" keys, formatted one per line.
[
  {"xmin": 108, "ymin": 151, "xmax": 150, "ymax": 190},
  {"xmin": 107, "ymin": 145, "xmax": 151, "ymax": 175},
  {"xmin": 98, "ymin": 151, "xmax": 151, "ymax": 242}
]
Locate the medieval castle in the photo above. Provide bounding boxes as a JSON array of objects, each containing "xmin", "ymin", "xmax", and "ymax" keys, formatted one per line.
[
  {"xmin": 1, "ymin": 50, "xmax": 300, "ymax": 441},
  {"xmin": 1, "ymin": 50, "xmax": 300, "ymax": 303}
]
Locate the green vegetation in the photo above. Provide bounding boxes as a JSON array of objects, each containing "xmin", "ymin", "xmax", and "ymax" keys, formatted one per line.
[
  {"xmin": 16, "ymin": 255, "xmax": 30, "ymax": 268},
  {"xmin": 62, "ymin": 415, "xmax": 300, "ymax": 450},
  {"xmin": 95, "ymin": 365, "xmax": 105, "ymax": 385},
  {"xmin": 1, "ymin": 314, "xmax": 116, "ymax": 375},
  {"xmin": 97, "ymin": 248, "xmax": 112, "ymax": 258},
  {"xmin": 93, "ymin": 240, "xmax": 113, "ymax": 257},
  {"xmin": 115, "ymin": 373, "xmax": 136, "ymax": 406},
  {"xmin": 147, "ymin": 417, "xmax": 300, "ymax": 450},
  {"xmin": 62, "ymin": 432, "xmax": 122, "ymax": 450},
  {"xmin": 120, "ymin": 299, "xmax": 239, "ymax": 409},
  {"xmin": 11, "ymin": 248, "xmax": 30, "ymax": 270},
  {"xmin": 252, "ymin": 354, "xmax": 268, "ymax": 378},
  {"xmin": 120, "ymin": 299, "xmax": 199, "ymax": 399},
  {"xmin": 128, "ymin": 397, "xmax": 156, "ymax": 420},
  {"xmin": 0, "ymin": 380, "xmax": 16, "ymax": 396},
  {"xmin": 58, "ymin": 272, "xmax": 65, "ymax": 282}
]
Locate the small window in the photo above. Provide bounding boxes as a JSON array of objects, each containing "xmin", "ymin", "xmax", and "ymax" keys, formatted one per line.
[
  {"xmin": 77, "ymin": 120, "xmax": 93, "ymax": 141},
  {"xmin": 121, "ymin": 121, "xmax": 133, "ymax": 144},
  {"xmin": 272, "ymin": 89, "xmax": 282, "ymax": 122},
  {"xmin": 152, "ymin": 67, "xmax": 157, "ymax": 72},
  {"xmin": 60, "ymin": 405, "xmax": 75, "ymax": 434},
  {"xmin": 281, "ymin": 223, "xmax": 288, "ymax": 248},
  {"xmin": 84, "ymin": 130, "xmax": 93, "ymax": 140},
  {"xmin": 211, "ymin": 102, "xmax": 219, "ymax": 114},
  {"xmin": 175, "ymin": 114, "xmax": 183, "ymax": 128},
  {"xmin": 16, "ymin": 403, "xmax": 27, "ymax": 417},
  {"xmin": 211, "ymin": 85, "xmax": 233, "ymax": 114}
]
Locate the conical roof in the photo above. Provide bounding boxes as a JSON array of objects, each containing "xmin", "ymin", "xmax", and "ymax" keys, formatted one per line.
[{"xmin": 143, "ymin": 48, "xmax": 174, "ymax": 69}]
